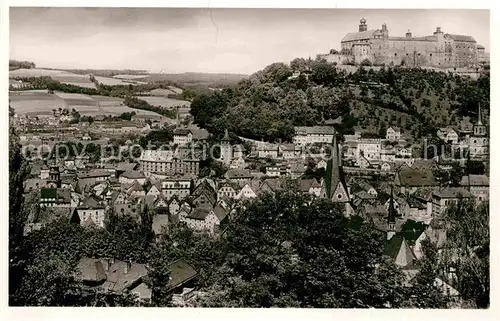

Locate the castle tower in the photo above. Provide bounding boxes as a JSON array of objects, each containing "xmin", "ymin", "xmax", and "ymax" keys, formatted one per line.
[
  {"xmin": 381, "ymin": 23, "xmax": 389, "ymax": 39},
  {"xmin": 406, "ymin": 29, "xmax": 412, "ymax": 38},
  {"xmin": 359, "ymin": 18, "xmax": 367, "ymax": 32},
  {"xmin": 48, "ymin": 164, "xmax": 61, "ymax": 188},
  {"xmin": 387, "ymin": 186, "xmax": 396, "ymax": 241},
  {"xmin": 220, "ymin": 129, "xmax": 232, "ymax": 165}
]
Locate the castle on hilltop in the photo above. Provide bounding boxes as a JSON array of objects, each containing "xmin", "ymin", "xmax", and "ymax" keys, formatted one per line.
[{"xmin": 323, "ymin": 18, "xmax": 489, "ymax": 69}]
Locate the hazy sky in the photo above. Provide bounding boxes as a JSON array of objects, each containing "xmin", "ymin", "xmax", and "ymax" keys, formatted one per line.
[{"xmin": 10, "ymin": 8, "xmax": 490, "ymax": 74}]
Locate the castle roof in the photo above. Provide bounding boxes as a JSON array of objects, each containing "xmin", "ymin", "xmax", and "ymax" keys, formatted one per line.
[
  {"xmin": 341, "ymin": 30, "xmax": 377, "ymax": 42},
  {"xmin": 448, "ymin": 34, "xmax": 476, "ymax": 42}
]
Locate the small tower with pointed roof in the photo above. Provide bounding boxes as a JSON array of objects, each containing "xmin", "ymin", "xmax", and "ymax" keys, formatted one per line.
[
  {"xmin": 220, "ymin": 129, "xmax": 232, "ymax": 165},
  {"xmin": 387, "ymin": 186, "xmax": 396, "ymax": 241}
]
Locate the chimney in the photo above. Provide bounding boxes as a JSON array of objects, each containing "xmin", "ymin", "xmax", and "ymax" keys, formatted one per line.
[{"xmin": 124, "ymin": 260, "xmax": 132, "ymax": 274}]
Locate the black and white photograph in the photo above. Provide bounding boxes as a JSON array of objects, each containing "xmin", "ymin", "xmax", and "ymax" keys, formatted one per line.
[{"xmin": 7, "ymin": 5, "xmax": 491, "ymax": 310}]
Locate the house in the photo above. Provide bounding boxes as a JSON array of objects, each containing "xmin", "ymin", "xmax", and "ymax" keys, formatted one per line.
[
  {"xmin": 114, "ymin": 202, "xmax": 141, "ymax": 219},
  {"xmin": 233, "ymin": 144, "xmax": 247, "ymax": 159},
  {"xmin": 168, "ymin": 196, "xmax": 181, "ymax": 215},
  {"xmin": 293, "ymin": 126, "xmax": 335, "ymax": 145},
  {"xmin": 412, "ymin": 159, "xmax": 438, "ymax": 171},
  {"xmin": 191, "ymin": 182, "xmax": 217, "ymax": 210},
  {"xmin": 356, "ymin": 155, "xmax": 371, "ymax": 169},
  {"xmin": 357, "ymin": 181, "xmax": 378, "ymax": 197},
  {"xmin": 406, "ymin": 196, "xmax": 431, "ymax": 223},
  {"xmin": 431, "ymin": 187, "xmax": 472, "ymax": 216},
  {"xmin": 380, "ymin": 162, "xmax": 395, "ymax": 172},
  {"xmin": 384, "ymin": 234, "xmax": 417, "ymax": 269},
  {"xmin": 437, "ymin": 127, "xmax": 459, "ymax": 144},
  {"xmin": 258, "ymin": 144, "xmax": 279, "ymax": 159},
  {"xmin": 460, "ymin": 174, "xmax": 489, "ymax": 201},
  {"xmin": 386, "ymin": 127, "xmax": 401, "ymax": 141},
  {"xmin": 24, "ymin": 178, "xmax": 48, "ymax": 194},
  {"xmin": 266, "ymin": 166, "xmax": 281, "ymax": 177},
  {"xmin": 181, "ymin": 208, "xmax": 216, "ymax": 232},
  {"xmin": 217, "ymin": 181, "xmax": 240, "ymax": 200},
  {"xmin": 119, "ymin": 170, "xmax": 146, "ymax": 185},
  {"xmin": 316, "ymin": 159, "xmax": 328, "ymax": 170},
  {"xmin": 298, "ymin": 178, "xmax": 322, "ymax": 197},
  {"xmin": 165, "ymin": 259, "xmax": 198, "ymax": 295},
  {"xmin": 399, "ymin": 219, "xmax": 428, "ymax": 259},
  {"xmin": 229, "ymin": 156, "xmax": 246, "ymax": 169},
  {"xmin": 225, "ymin": 169, "xmax": 253, "ymax": 182},
  {"xmin": 40, "ymin": 164, "xmax": 50, "ymax": 179},
  {"xmin": 77, "ymin": 195, "xmax": 107, "ymax": 228},
  {"xmin": 280, "ymin": 144, "xmax": 302, "ymax": 159},
  {"xmin": 75, "ymin": 257, "xmax": 151, "ymax": 302},
  {"xmin": 127, "ymin": 180, "xmax": 146, "ymax": 198},
  {"xmin": 289, "ymin": 162, "xmax": 306, "ymax": 179},
  {"xmin": 395, "ymin": 168, "xmax": 437, "ymax": 194},
  {"xmin": 39, "ymin": 188, "xmax": 71, "ymax": 208},
  {"xmin": 146, "ymin": 182, "xmax": 162, "ymax": 197},
  {"xmin": 236, "ymin": 180, "xmax": 260, "ymax": 200},
  {"xmin": 356, "ymin": 139, "xmax": 382, "ymax": 161},
  {"xmin": 173, "ymin": 128, "xmax": 193, "ymax": 146},
  {"xmin": 162, "ymin": 177, "xmax": 192, "ymax": 200}
]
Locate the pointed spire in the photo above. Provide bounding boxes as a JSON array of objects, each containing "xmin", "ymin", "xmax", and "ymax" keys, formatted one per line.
[
  {"xmin": 477, "ymin": 102, "xmax": 483, "ymax": 126},
  {"xmin": 222, "ymin": 129, "xmax": 230, "ymax": 142},
  {"xmin": 388, "ymin": 185, "xmax": 396, "ymax": 224}
]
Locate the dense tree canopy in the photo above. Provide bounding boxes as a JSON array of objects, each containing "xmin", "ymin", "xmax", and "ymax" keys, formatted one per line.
[{"xmin": 189, "ymin": 58, "xmax": 489, "ymax": 142}]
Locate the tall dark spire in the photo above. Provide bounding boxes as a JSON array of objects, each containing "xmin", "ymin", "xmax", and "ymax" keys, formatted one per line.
[
  {"xmin": 477, "ymin": 102, "xmax": 483, "ymax": 126},
  {"xmin": 324, "ymin": 131, "xmax": 350, "ymax": 203},
  {"xmin": 388, "ymin": 186, "xmax": 396, "ymax": 224}
]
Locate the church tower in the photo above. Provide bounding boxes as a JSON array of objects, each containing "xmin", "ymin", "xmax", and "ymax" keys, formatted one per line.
[
  {"xmin": 359, "ymin": 18, "xmax": 367, "ymax": 32},
  {"xmin": 322, "ymin": 132, "xmax": 352, "ymax": 215},
  {"xmin": 470, "ymin": 103, "xmax": 489, "ymax": 161},
  {"xmin": 387, "ymin": 186, "xmax": 396, "ymax": 241},
  {"xmin": 220, "ymin": 129, "xmax": 232, "ymax": 165},
  {"xmin": 48, "ymin": 164, "xmax": 61, "ymax": 188}
]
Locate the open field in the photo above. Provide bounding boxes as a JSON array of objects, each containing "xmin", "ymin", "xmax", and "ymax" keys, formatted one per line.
[
  {"xmin": 10, "ymin": 91, "xmax": 164, "ymax": 119},
  {"xmin": 9, "ymin": 68, "xmax": 96, "ymax": 88},
  {"xmin": 9, "ymin": 91, "xmax": 67, "ymax": 114},
  {"xmin": 113, "ymin": 74, "xmax": 150, "ymax": 80},
  {"xmin": 148, "ymin": 88, "xmax": 177, "ymax": 96},
  {"xmin": 95, "ymin": 76, "xmax": 147, "ymax": 86},
  {"xmin": 138, "ymin": 96, "xmax": 191, "ymax": 108}
]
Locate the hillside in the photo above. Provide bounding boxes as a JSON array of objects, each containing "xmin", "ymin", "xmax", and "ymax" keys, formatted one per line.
[{"xmin": 189, "ymin": 57, "xmax": 490, "ymax": 142}]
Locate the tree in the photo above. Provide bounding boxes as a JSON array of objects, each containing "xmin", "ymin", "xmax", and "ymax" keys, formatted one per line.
[
  {"xmin": 441, "ymin": 200, "xmax": 489, "ymax": 308},
  {"xmin": 198, "ymin": 191, "xmax": 410, "ymax": 308}
]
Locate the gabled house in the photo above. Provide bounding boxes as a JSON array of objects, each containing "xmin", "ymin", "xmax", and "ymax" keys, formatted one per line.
[
  {"xmin": 431, "ymin": 187, "xmax": 472, "ymax": 216},
  {"xmin": 119, "ymin": 170, "xmax": 146, "ymax": 186},
  {"xmin": 127, "ymin": 180, "xmax": 146, "ymax": 198},
  {"xmin": 173, "ymin": 128, "xmax": 193, "ymax": 146},
  {"xmin": 298, "ymin": 178, "xmax": 322, "ymax": 197},
  {"xmin": 386, "ymin": 126, "xmax": 401, "ymax": 141},
  {"xmin": 225, "ymin": 169, "xmax": 253, "ymax": 182},
  {"xmin": 75, "ymin": 257, "xmax": 151, "ymax": 302},
  {"xmin": 147, "ymin": 182, "xmax": 162, "ymax": 197},
  {"xmin": 217, "ymin": 181, "xmax": 240, "ymax": 200},
  {"xmin": 77, "ymin": 195, "xmax": 107, "ymax": 228},
  {"xmin": 459, "ymin": 174, "xmax": 489, "ymax": 201},
  {"xmin": 235, "ymin": 180, "xmax": 260, "ymax": 200},
  {"xmin": 162, "ymin": 177, "xmax": 192, "ymax": 200},
  {"xmin": 395, "ymin": 168, "xmax": 437, "ymax": 194}
]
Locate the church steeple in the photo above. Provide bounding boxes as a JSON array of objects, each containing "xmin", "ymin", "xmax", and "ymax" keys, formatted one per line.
[
  {"xmin": 477, "ymin": 102, "xmax": 483, "ymax": 126},
  {"xmin": 324, "ymin": 132, "xmax": 349, "ymax": 203},
  {"xmin": 387, "ymin": 186, "xmax": 396, "ymax": 241}
]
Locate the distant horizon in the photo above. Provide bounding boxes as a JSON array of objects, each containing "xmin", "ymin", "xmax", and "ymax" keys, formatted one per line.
[{"xmin": 10, "ymin": 8, "xmax": 490, "ymax": 74}]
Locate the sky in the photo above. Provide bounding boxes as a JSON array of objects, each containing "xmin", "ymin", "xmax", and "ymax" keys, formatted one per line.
[{"xmin": 10, "ymin": 8, "xmax": 490, "ymax": 74}]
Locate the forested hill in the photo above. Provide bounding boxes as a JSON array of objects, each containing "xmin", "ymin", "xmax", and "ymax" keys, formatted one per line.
[{"xmin": 190, "ymin": 58, "xmax": 490, "ymax": 142}]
